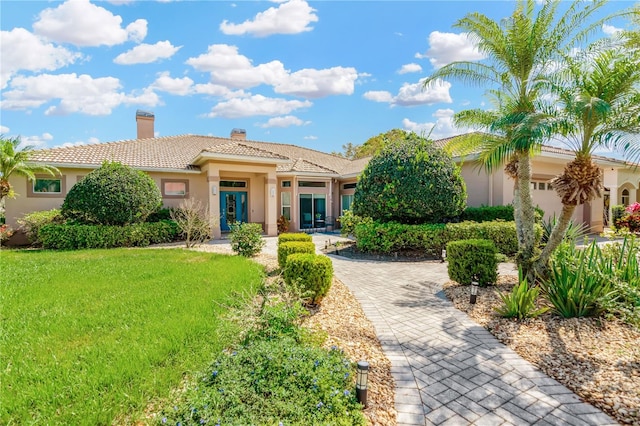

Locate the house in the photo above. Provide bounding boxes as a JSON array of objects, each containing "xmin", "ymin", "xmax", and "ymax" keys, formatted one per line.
[{"xmin": 5, "ymin": 111, "xmax": 639, "ymax": 237}]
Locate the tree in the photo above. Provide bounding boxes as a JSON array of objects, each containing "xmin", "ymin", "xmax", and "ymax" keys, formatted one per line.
[
  {"xmin": 352, "ymin": 132, "xmax": 466, "ymax": 224},
  {"xmin": 537, "ymin": 45, "xmax": 640, "ymax": 276},
  {"xmin": 170, "ymin": 198, "xmax": 212, "ymax": 248},
  {"xmin": 332, "ymin": 129, "xmax": 411, "ymax": 159},
  {"xmin": 62, "ymin": 161, "xmax": 161, "ymax": 226},
  {"xmin": 0, "ymin": 135, "xmax": 59, "ymax": 202},
  {"xmin": 423, "ymin": 0, "xmax": 615, "ymax": 281}
]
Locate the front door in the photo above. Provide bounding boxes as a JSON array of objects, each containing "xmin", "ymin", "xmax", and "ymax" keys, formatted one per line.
[{"xmin": 220, "ymin": 191, "xmax": 248, "ymax": 231}]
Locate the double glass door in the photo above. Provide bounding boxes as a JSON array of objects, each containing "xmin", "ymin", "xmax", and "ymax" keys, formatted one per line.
[{"xmin": 220, "ymin": 191, "xmax": 248, "ymax": 231}]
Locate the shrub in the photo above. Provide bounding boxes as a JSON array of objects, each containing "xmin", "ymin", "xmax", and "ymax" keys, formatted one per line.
[
  {"xmin": 445, "ymin": 221, "xmax": 542, "ymax": 256},
  {"xmin": 354, "ymin": 220, "xmax": 446, "ymax": 256},
  {"xmin": 39, "ymin": 221, "xmax": 178, "ymax": 250},
  {"xmin": 17, "ymin": 209, "xmax": 63, "ymax": 246},
  {"xmin": 0, "ymin": 224, "xmax": 14, "ymax": 245},
  {"xmin": 161, "ymin": 338, "xmax": 365, "ymax": 426},
  {"xmin": 229, "ymin": 222, "xmax": 265, "ymax": 257},
  {"xmin": 352, "ymin": 132, "xmax": 466, "ymax": 224},
  {"xmin": 461, "ymin": 205, "xmax": 514, "ymax": 222},
  {"xmin": 616, "ymin": 203, "xmax": 640, "ymax": 233},
  {"xmin": 278, "ymin": 241, "xmax": 316, "ymax": 269},
  {"xmin": 338, "ymin": 209, "xmax": 371, "ymax": 237},
  {"xmin": 277, "ymin": 232, "xmax": 312, "ymax": 245},
  {"xmin": 612, "ymin": 204, "xmax": 626, "ymax": 230},
  {"xmin": 277, "ymin": 215, "xmax": 290, "ymax": 234},
  {"xmin": 494, "ymin": 274, "xmax": 548, "ymax": 319},
  {"xmin": 146, "ymin": 207, "xmax": 172, "ymax": 222},
  {"xmin": 62, "ymin": 162, "xmax": 161, "ymax": 226},
  {"xmin": 283, "ymin": 253, "xmax": 333, "ymax": 304},
  {"xmin": 541, "ymin": 242, "xmax": 615, "ymax": 318},
  {"xmin": 446, "ymin": 239, "xmax": 498, "ymax": 286},
  {"xmin": 170, "ymin": 198, "xmax": 211, "ymax": 248},
  {"xmin": 540, "ymin": 214, "xmax": 589, "ymax": 245}
]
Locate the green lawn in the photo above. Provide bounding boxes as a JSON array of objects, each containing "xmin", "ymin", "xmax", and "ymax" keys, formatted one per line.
[{"xmin": 0, "ymin": 248, "xmax": 263, "ymax": 425}]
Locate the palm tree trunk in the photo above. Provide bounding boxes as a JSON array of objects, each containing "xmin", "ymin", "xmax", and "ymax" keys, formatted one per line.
[
  {"xmin": 534, "ymin": 203, "xmax": 576, "ymax": 281},
  {"xmin": 514, "ymin": 151, "xmax": 537, "ymax": 283}
]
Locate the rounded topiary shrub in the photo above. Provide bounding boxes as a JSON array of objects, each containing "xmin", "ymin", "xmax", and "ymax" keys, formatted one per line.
[
  {"xmin": 62, "ymin": 162, "xmax": 161, "ymax": 226},
  {"xmin": 352, "ymin": 132, "xmax": 466, "ymax": 224},
  {"xmin": 278, "ymin": 241, "xmax": 316, "ymax": 268},
  {"xmin": 283, "ymin": 253, "xmax": 333, "ymax": 304},
  {"xmin": 446, "ymin": 239, "xmax": 498, "ymax": 286}
]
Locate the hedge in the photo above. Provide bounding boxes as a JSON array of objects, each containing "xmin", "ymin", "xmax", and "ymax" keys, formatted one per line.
[
  {"xmin": 460, "ymin": 205, "xmax": 514, "ymax": 222},
  {"xmin": 277, "ymin": 233, "xmax": 313, "ymax": 245},
  {"xmin": 39, "ymin": 221, "xmax": 179, "ymax": 250},
  {"xmin": 354, "ymin": 220, "xmax": 541, "ymax": 257}
]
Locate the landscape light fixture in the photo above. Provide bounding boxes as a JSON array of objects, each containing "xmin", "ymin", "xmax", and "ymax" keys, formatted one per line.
[
  {"xmin": 470, "ymin": 276, "xmax": 479, "ymax": 304},
  {"xmin": 356, "ymin": 360, "xmax": 369, "ymax": 408},
  {"xmin": 441, "ymin": 248, "xmax": 447, "ymax": 263}
]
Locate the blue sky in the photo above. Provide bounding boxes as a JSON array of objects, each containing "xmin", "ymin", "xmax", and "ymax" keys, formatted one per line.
[{"xmin": 0, "ymin": 0, "xmax": 634, "ymax": 154}]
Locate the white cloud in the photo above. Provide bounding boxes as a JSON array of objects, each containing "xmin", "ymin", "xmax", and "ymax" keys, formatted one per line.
[
  {"xmin": 187, "ymin": 44, "xmax": 358, "ymax": 97},
  {"xmin": 59, "ymin": 136, "xmax": 101, "ymax": 148},
  {"xmin": 1, "ymin": 73, "xmax": 160, "ymax": 115},
  {"xmin": 220, "ymin": 0, "xmax": 318, "ymax": 37},
  {"xmin": 1, "ymin": 28, "xmax": 81, "ymax": 89},
  {"xmin": 186, "ymin": 44, "xmax": 288, "ymax": 89},
  {"xmin": 602, "ymin": 24, "xmax": 622, "ymax": 36},
  {"xmin": 19, "ymin": 132, "xmax": 54, "ymax": 149},
  {"xmin": 402, "ymin": 108, "xmax": 466, "ymax": 140},
  {"xmin": 397, "ymin": 63, "xmax": 422, "ymax": 74},
  {"xmin": 114, "ymin": 40, "xmax": 180, "ymax": 65},
  {"xmin": 33, "ymin": 0, "xmax": 147, "ymax": 47},
  {"xmin": 207, "ymin": 94, "xmax": 311, "ymax": 118},
  {"xmin": 258, "ymin": 115, "xmax": 310, "ymax": 128},
  {"xmin": 274, "ymin": 67, "xmax": 358, "ymax": 98},
  {"xmin": 304, "ymin": 135, "xmax": 317, "ymax": 140},
  {"xmin": 363, "ymin": 91, "xmax": 394, "ymax": 103},
  {"xmin": 0, "ymin": 125, "xmax": 10, "ymax": 133},
  {"xmin": 151, "ymin": 72, "xmax": 194, "ymax": 95},
  {"xmin": 193, "ymin": 83, "xmax": 234, "ymax": 97},
  {"xmin": 364, "ymin": 79, "xmax": 452, "ymax": 107},
  {"xmin": 418, "ymin": 31, "xmax": 486, "ymax": 69}
]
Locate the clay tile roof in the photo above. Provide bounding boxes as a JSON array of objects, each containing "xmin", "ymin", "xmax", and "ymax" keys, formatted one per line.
[
  {"xmin": 203, "ymin": 142, "xmax": 289, "ymax": 160},
  {"xmin": 281, "ymin": 158, "xmax": 337, "ymax": 174}
]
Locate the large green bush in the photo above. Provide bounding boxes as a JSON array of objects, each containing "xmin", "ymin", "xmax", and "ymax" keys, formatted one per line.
[
  {"xmin": 446, "ymin": 239, "xmax": 498, "ymax": 286},
  {"xmin": 445, "ymin": 221, "xmax": 535, "ymax": 256},
  {"xmin": 283, "ymin": 254, "xmax": 333, "ymax": 304},
  {"xmin": 39, "ymin": 221, "xmax": 178, "ymax": 250},
  {"xmin": 460, "ymin": 205, "xmax": 514, "ymax": 222},
  {"xmin": 352, "ymin": 132, "xmax": 466, "ymax": 224},
  {"xmin": 278, "ymin": 241, "xmax": 316, "ymax": 268},
  {"xmin": 17, "ymin": 209, "xmax": 63, "ymax": 246},
  {"xmin": 62, "ymin": 162, "xmax": 161, "ymax": 226},
  {"xmin": 354, "ymin": 221, "xmax": 446, "ymax": 256}
]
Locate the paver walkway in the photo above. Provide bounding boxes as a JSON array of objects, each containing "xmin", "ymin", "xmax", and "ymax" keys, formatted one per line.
[
  {"xmin": 327, "ymin": 254, "xmax": 618, "ymax": 426},
  {"xmin": 220, "ymin": 234, "xmax": 618, "ymax": 425}
]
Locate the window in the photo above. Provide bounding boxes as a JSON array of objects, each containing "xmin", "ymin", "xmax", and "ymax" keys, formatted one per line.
[
  {"xmin": 299, "ymin": 194, "xmax": 326, "ymax": 229},
  {"xmin": 281, "ymin": 192, "xmax": 291, "ymax": 220},
  {"xmin": 538, "ymin": 182, "xmax": 546, "ymax": 191},
  {"xmin": 220, "ymin": 180, "xmax": 247, "ymax": 188},
  {"xmin": 161, "ymin": 179, "xmax": 189, "ymax": 198},
  {"xmin": 281, "ymin": 181, "xmax": 291, "ymax": 187},
  {"xmin": 341, "ymin": 194, "xmax": 354, "ymax": 212},
  {"xmin": 531, "ymin": 182, "xmax": 537, "ymax": 190},
  {"xmin": 342, "ymin": 182, "xmax": 357, "ymax": 190},
  {"xmin": 547, "ymin": 182, "xmax": 554, "ymax": 191},
  {"xmin": 28, "ymin": 175, "xmax": 65, "ymax": 198},
  {"xmin": 298, "ymin": 181, "xmax": 326, "ymax": 188},
  {"xmin": 622, "ymin": 189, "xmax": 630, "ymax": 206}
]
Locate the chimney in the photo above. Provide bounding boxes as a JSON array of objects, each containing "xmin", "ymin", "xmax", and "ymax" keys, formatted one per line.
[
  {"xmin": 136, "ymin": 110, "xmax": 155, "ymax": 139},
  {"xmin": 230, "ymin": 128, "xmax": 246, "ymax": 140}
]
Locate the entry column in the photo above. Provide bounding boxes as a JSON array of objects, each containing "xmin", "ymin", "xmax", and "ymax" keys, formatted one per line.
[{"xmin": 264, "ymin": 172, "xmax": 277, "ymax": 236}]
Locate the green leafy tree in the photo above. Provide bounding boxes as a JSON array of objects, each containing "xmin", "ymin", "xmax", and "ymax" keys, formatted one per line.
[
  {"xmin": 0, "ymin": 135, "xmax": 59, "ymax": 202},
  {"xmin": 423, "ymin": 0, "xmax": 618, "ymax": 281},
  {"xmin": 352, "ymin": 132, "xmax": 466, "ymax": 224},
  {"xmin": 62, "ymin": 161, "xmax": 161, "ymax": 226},
  {"xmin": 537, "ymin": 45, "xmax": 640, "ymax": 277}
]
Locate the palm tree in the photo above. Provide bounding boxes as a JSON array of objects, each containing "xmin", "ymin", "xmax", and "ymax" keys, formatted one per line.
[
  {"xmin": 0, "ymin": 135, "xmax": 59, "ymax": 202},
  {"xmin": 536, "ymin": 45, "xmax": 640, "ymax": 276},
  {"xmin": 423, "ymin": 0, "xmax": 617, "ymax": 280}
]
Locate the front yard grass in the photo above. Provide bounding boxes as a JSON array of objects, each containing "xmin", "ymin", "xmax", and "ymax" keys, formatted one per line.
[{"xmin": 0, "ymin": 249, "xmax": 263, "ymax": 425}]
